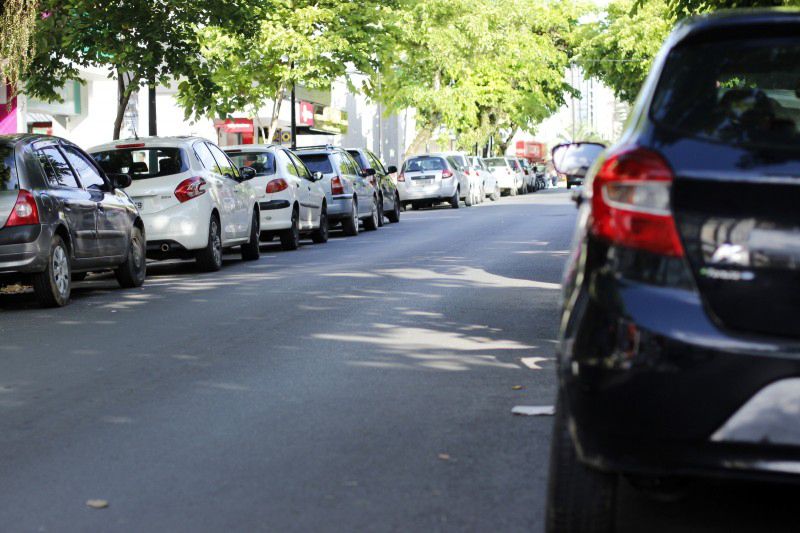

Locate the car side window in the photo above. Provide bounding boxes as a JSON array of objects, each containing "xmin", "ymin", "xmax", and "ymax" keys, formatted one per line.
[
  {"xmin": 36, "ymin": 146, "xmax": 79, "ymax": 188},
  {"xmin": 275, "ymin": 150, "xmax": 297, "ymax": 177},
  {"xmin": 194, "ymin": 142, "xmax": 220, "ymax": 174},
  {"xmin": 207, "ymin": 143, "xmax": 240, "ymax": 179},
  {"xmin": 287, "ymin": 151, "xmax": 312, "ymax": 180},
  {"xmin": 62, "ymin": 145, "xmax": 106, "ymax": 189},
  {"xmin": 367, "ymin": 152, "xmax": 385, "ymax": 175},
  {"xmin": 342, "ymin": 153, "xmax": 360, "ymax": 176}
]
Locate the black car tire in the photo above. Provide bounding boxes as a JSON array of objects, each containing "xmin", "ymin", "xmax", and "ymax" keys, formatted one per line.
[
  {"xmin": 32, "ymin": 235, "xmax": 71, "ymax": 307},
  {"xmin": 115, "ymin": 226, "xmax": 147, "ymax": 288},
  {"xmin": 280, "ymin": 207, "xmax": 301, "ymax": 250},
  {"xmin": 311, "ymin": 207, "xmax": 329, "ymax": 244},
  {"xmin": 241, "ymin": 210, "xmax": 261, "ymax": 261},
  {"xmin": 449, "ymin": 188, "xmax": 460, "ymax": 209},
  {"xmin": 196, "ymin": 215, "xmax": 223, "ymax": 272},
  {"xmin": 376, "ymin": 195, "xmax": 385, "ymax": 227},
  {"xmin": 342, "ymin": 199, "xmax": 359, "ymax": 236},
  {"xmin": 545, "ymin": 393, "xmax": 617, "ymax": 533},
  {"xmin": 364, "ymin": 197, "xmax": 379, "ymax": 231},
  {"xmin": 386, "ymin": 193, "xmax": 401, "ymax": 223}
]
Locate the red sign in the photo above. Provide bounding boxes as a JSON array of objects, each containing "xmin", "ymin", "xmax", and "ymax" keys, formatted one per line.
[
  {"xmin": 214, "ymin": 118, "xmax": 254, "ymax": 134},
  {"xmin": 298, "ymin": 101, "xmax": 314, "ymax": 127},
  {"xmin": 515, "ymin": 140, "xmax": 546, "ymax": 161}
]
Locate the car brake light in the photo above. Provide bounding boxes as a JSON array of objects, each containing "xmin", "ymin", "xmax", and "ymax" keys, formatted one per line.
[
  {"xmin": 397, "ymin": 173, "xmax": 405, "ymax": 182},
  {"xmin": 116, "ymin": 143, "xmax": 146, "ymax": 149},
  {"xmin": 441, "ymin": 169, "xmax": 453, "ymax": 179},
  {"xmin": 591, "ymin": 146, "xmax": 684, "ymax": 257},
  {"xmin": 464, "ymin": 169, "xmax": 471, "ymax": 176},
  {"xmin": 174, "ymin": 176, "xmax": 207, "ymax": 203},
  {"xmin": 331, "ymin": 176, "xmax": 345, "ymax": 195},
  {"xmin": 266, "ymin": 178, "xmax": 289, "ymax": 193},
  {"xmin": 4, "ymin": 190, "xmax": 39, "ymax": 227}
]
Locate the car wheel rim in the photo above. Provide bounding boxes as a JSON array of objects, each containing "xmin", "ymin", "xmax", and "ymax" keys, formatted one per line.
[
  {"xmin": 211, "ymin": 221, "xmax": 222, "ymax": 264},
  {"xmin": 52, "ymin": 245, "xmax": 69, "ymax": 297}
]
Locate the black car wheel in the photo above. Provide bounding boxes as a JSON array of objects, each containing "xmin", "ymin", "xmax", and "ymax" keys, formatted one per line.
[
  {"xmin": 196, "ymin": 215, "xmax": 223, "ymax": 272},
  {"xmin": 32, "ymin": 235, "xmax": 71, "ymax": 307},
  {"xmin": 280, "ymin": 207, "xmax": 301, "ymax": 250},
  {"xmin": 449, "ymin": 188, "xmax": 460, "ymax": 209},
  {"xmin": 115, "ymin": 226, "xmax": 147, "ymax": 288},
  {"xmin": 311, "ymin": 206, "xmax": 329, "ymax": 244},
  {"xmin": 342, "ymin": 199, "xmax": 359, "ymax": 236},
  {"xmin": 241, "ymin": 209, "xmax": 261, "ymax": 260},
  {"xmin": 545, "ymin": 393, "xmax": 617, "ymax": 533},
  {"xmin": 377, "ymin": 195, "xmax": 385, "ymax": 227},
  {"xmin": 386, "ymin": 193, "xmax": 401, "ymax": 223}
]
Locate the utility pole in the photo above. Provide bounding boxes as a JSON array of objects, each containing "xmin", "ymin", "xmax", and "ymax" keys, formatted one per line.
[
  {"xmin": 290, "ymin": 61, "xmax": 297, "ymax": 150},
  {"xmin": 148, "ymin": 81, "xmax": 157, "ymax": 136}
]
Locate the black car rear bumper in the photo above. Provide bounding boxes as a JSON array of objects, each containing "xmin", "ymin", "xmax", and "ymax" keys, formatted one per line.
[{"xmin": 561, "ymin": 273, "xmax": 800, "ymax": 482}]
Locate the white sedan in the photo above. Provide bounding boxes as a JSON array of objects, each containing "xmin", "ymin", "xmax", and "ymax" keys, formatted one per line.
[
  {"xmin": 225, "ymin": 145, "xmax": 328, "ymax": 250},
  {"xmin": 90, "ymin": 137, "xmax": 261, "ymax": 271}
]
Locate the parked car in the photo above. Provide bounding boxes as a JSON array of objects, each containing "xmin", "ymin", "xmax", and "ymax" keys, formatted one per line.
[
  {"xmin": 90, "ymin": 137, "xmax": 260, "ymax": 272},
  {"xmin": 546, "ymin": 11, "xmax": 800, "ymax": 532},
  {"xmin": 507, "ymin": 157, "xmax": 529, "ymax": 194},
  {"xmin": 397, "ymin": 154, "xmax": 465, "ymax": 209},
  {"xmin": 0, "ymin": 134, "xmax": 145, "ymax": 307},
  {"xmin": 468, "ymin": 156, "xmax": 500, "ymax": 201},
  {"xmin": 224, "ymin": 144, "xmax": 328, "ymax": 250},
  {"xmin": 551, "ymin": 143, "xmax": 605, "ymax": 190},
  {"xmin": 294, "ymin": 146, "xmax": 380, "ymax": 235},
  {"xmin": 484, "ymin": 157, "xmax": 524, "ymax": 196},
  {"xmin": 439, "ymin": 151, "xmax": 482, "ymax": 205},
  {"xmin": 346, "ymin": 147, "xmax": 401, "ymax": 225}
]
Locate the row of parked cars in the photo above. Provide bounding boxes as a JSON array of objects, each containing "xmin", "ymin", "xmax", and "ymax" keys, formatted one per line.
[{"xmin": 0, "ymin": 134, "xmax": 547, "ymax": 307}]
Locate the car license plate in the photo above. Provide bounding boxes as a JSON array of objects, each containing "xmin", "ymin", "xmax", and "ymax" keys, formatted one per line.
[{"xmin": 415, "ymin": 179, "xmax": 432, "ymax": 186}]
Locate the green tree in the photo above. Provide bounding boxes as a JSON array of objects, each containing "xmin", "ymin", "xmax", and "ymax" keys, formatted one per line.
[
  {"xmin": 24, "ymin": 0, "xmax": 246, "ymax": 139},
  {"xmin": 177, "ymin": 0, "xmax": 397, "ymax": 142},
  {"xmin": 0, "ymin": 0, "xmax": 39, "ymax": 94},
  {"xmin": 376, "ymin": 0, "xmax": 581, "ymax": 152}
]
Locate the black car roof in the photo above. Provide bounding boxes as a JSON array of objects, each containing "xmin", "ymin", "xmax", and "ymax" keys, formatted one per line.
[{"xmin": 672, "ymin": 9, "xmax": 800, "ymax": 48}]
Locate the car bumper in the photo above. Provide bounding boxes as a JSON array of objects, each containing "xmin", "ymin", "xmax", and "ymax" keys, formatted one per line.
[
  {"xmin": 258, "ymin": 199, "xmax": 293, "ymax": 232},
  {"xmin": 561, "ymin": 273, "xmax": 800, "ymax": 483},
  {"xmin": 0, "ymin": 225, "xmax": 48, "ymax": 273},
  {"xmin": 398, "ymin": 180, "xmax": 457, "ymax": 202},
  {"xmin": 140, "ymin": 201, "xmax": 211, "ymax": 251},
  {"xmin": 328, "ymin": 195, "xmax": 355, "ymax": 220}
]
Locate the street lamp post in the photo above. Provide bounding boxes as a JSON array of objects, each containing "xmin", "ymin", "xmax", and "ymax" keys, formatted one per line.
[{"xmin": 290, "ymin": 80, "xmax": 297, "ymax": 150}]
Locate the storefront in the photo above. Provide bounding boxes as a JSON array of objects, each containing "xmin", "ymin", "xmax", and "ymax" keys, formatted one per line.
[{"xmin": 214, "ymin": 118, "xmax": 255, "ymax": 146}]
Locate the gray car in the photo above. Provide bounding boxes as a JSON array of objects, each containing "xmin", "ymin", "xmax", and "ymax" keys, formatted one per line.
[
  {"xmin": 294, "ymin": 146, "xmax": 380, "ymax": 236},
  {"xmin": 0, "ymin": 134, "xmax": 145, "ymax": 307}
]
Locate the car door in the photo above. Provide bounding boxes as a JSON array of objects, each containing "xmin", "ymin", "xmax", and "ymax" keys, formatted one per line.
[
  {"xmin": 194, "ymin": 142, "xmax": 235, "ymax": 241},
  {"xmin": 34, "ymin": 145, "xmax": 98, "ymax": 260},
  {"xmin": 367, "ymin": 151, "xmax": 394, "ymax": 210},
  {"xmin": 62, "ymin": 144, "xmax": 129, "ymax": 259},
  {"xmin": 287, "ymin": 150, "xmax": 322, "ymax": 229},
  {"xmin": 207, "ymin": 142, "xmax": 251, "ymax": 240},
  {"xmin": 341, "ymin": 152, "xmax": 370, "ymax": 216}
]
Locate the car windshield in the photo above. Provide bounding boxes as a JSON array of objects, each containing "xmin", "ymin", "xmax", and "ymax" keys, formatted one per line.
[
  {"xmin": 484, "ymin": 158, "xmax": 506, "ymax": 168},
  {"xmin": 92, "ymin": 147, "xmax": 188, "ymax": 179},
  {"xmin": 226, "ymin": 151, "xmax": 276, "ymax": 176},
  {"xmin": 0, "ymin": 143, "xmax": 18, "ymax": 191},
  {"xmin": 296, "ymin": 154, "xmax": 333, "ymax": 174},
  {"xmin": 404, "ymin": 157, "xmax": 446, "ymax": 172},
  {"xmin": 651, "ymin": 37, "xmax": 800, "ymax": 149}
]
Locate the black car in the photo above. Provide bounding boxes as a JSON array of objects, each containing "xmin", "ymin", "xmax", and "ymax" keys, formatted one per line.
[
  {"xmin": 346, "ymin": 147, "xmax": 401, "ymax": 225},
  {"xmin": 547, "ymin": 11, "xmax": 800, "ymax": 532},
  {"xmin": 0, "ymin": 134, "xmax": 145, "ymax": 307}
]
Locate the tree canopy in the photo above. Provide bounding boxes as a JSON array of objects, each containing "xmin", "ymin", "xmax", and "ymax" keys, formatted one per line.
[{"xmin": 0, "ymin": 0, "xmax": 39, "ymax": 94}]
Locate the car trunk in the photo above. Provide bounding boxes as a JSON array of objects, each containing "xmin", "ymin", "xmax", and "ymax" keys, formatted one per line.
[
  {"xmin": 404, "ymin": 169, "xmax": 442, "ymax": 189},
  {"xmin": 126, "ymin": 171, "xmax": 192, "ymax": 215},
  {"xmin": 667, "ymin": 137, "xmax": 800, "ymax": 339}
]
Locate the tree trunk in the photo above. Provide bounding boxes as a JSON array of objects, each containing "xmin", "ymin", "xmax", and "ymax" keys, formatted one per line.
[
  {"xmin": 267, "ymin": 82, "xmax": 287, "ymax": 143},
  {"xmin": 113, "ymin": 70, "xmax": 139, "ymax": 140}
]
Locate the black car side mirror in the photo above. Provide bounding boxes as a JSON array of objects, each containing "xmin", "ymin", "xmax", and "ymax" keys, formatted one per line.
[
  {"xmin": 387, "ymin": 165, "xmax": 397, "ymax": 174},
  {"xmin": 239, "ymin": 166, "xmax": 257, "ymax": 181},
  {"xmin": 552, "ymin": 142, "xmax": 606, "ymax": 179},
  {"xmin": 361, "ymin": 168, "xmax": 377, "ymax": 177},
  {"xmin": 108, "ymin": 173, "xmax": 132, "ymax": 189}
]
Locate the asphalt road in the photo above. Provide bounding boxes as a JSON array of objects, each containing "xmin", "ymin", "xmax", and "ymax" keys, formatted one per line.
[{"xmin": 0, "ymin": 190, "xmax": 571, "ymax": 532}]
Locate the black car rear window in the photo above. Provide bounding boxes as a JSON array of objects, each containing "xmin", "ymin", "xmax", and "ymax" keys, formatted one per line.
[
  {"xmin": 651, "ymin": 38, "xmax": 800, "ymax": 149},
  {"xmin": 92, "ymin": 147, "xmax": 188, "ymax": 180},
  {"xmin": 226, "ymin": 151, "xmax": 276, "ymax": 176},
  {"xmin": 296, "ymin": 154, "xmax": 333, "ymax": 174},
  {"xmin": 346, "ymin": 150, "xmax": 369, "ymax": 170},
  {"xmin": 0, "ymin": 143, "xmax": 18, "ymax": 191},
  {"xmin": 403, "ymin": 157, "xmax": 446, "ymax": 172}
]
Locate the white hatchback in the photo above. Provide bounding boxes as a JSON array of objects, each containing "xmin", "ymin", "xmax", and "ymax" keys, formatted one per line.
[
  {"xmin": 225, "ymin": 144, "xmax": 328, "ymax": 250},
  {"xmin": 90, "ymin": 137, "xmax": 260, "ymax": 271}
]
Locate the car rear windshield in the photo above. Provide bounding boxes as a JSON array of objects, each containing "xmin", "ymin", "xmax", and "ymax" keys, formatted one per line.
[
  {"xmin": 92, "ymin": 147, "xmax": 188, "ymax": 179},
  {"xmin": 403, "ymin": 157, "xmax": 446, "ymax": 172},
  {"xmin": 651, "ymin": 37, "xmax": 800, "ymax": 149},
  {"xmin": 484, "ymin": 158, "xmax": 506, "ymax": 168},
  {"xmin": 296, "ymin": 153, "xmax": 333, "ymax": 174},
  {"xmin": 346, "ymin": 150, "xmax": 368, "ymax": 170},
  {"xmin": 226, "ymin": 151, "xmax": 275, "ymax": 176},
  {"xmin": 0, "ymin": 144, "xmax": 18, "ymax": 191}
]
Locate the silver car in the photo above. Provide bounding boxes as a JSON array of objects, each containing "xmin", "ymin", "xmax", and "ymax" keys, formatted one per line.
[
  {"xmin": 397, "ymin": 154, "xmax": 465, "ymax": 209},
  {"xmin": 294, "ymin": 146, "xmax": 380, "ymax": 236},
  {"xmin": 468, "ymin": 156, "xmax": 500, "ymax": 201}
]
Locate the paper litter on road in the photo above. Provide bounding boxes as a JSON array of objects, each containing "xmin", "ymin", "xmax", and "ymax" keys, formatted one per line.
[{"xmin": 512, "ymin": 405, "xmax": 555, "ymax": 416}]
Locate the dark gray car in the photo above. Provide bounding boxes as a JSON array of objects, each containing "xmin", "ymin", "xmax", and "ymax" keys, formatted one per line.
[
  {"xmin": 0, "ymin": 134, "xmax": 145, "ymax": 307},
  {"xmin": 346, "ymin": 148, "xmax": 401, "ymax": 226}
]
